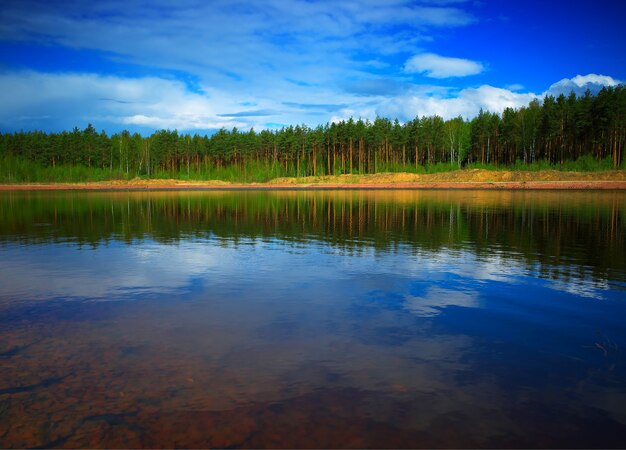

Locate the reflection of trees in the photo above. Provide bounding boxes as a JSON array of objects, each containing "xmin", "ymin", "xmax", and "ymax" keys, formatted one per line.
[{"xmin": 0, "ymin": 190, "xmax": 624, "ymax": 283}]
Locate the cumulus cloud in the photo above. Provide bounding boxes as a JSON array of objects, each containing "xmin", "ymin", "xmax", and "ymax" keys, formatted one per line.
[
  {"xmin": 0, "ymin": 71, "xmax": 273, "ymax": 132},
  {"xmin": 545, "ymin": 74, "xmax": 622, "ymax": 97},
  {"xmin": 0, "ymin": 0, "xmax": 482, "ymax": 132},
  {"xmin": 460, "ymin": 85, "xmax": 538, "ymax": 113},
  {"xmin": 1, "ymin": 69, "xmax": 622, "ymax": 133},
  {"xmin": 376, "ymin": 85, "xmax": 538, "ymax": 121},
  {"xmin": 404, "ymin": 53, "xmax": 484, "ymax": 78},
  {"xmin": 1, "ymin": 1, "xmax": 624, "ymax": 133},
  {"xmin": 374, "ymin": 74, "xmax": 621, "ymax": 122}
]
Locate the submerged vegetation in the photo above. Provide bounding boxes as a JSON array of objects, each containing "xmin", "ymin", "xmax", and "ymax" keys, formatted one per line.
[{"xmin": 1, "ymin": 86, "xmax": 625, "ymax": 183}]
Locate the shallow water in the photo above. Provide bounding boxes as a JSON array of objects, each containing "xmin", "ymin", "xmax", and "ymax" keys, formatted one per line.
[{"xmin": 0, "ymin": 189, "xmax": 625, "ymax": 448}]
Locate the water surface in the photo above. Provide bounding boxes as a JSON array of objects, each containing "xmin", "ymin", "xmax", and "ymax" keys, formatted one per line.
[{"xmin": 0, "ymin": 190, "xmax": 625, "ymax": 448}]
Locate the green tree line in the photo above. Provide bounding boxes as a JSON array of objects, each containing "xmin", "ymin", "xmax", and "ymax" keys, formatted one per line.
[{"xmin": 1, "ymin": 86, "xmax": 624, "ymax": 182}]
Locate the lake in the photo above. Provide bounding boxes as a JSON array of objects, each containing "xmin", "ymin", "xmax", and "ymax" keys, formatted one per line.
[{"xmin": 0, "ymin": 189, "xmax": 625, "ymax": 448}]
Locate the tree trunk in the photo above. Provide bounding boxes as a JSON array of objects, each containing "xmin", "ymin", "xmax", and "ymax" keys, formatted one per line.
[
  {"xmin": 613, "ymin": 130, "xmax": 618, "ymax": 169},
  {"xmin": 415, "ymin": 143, "xmax": 419, "ymax": 169},
  {"xmin": 327, "ymin": 141, "xmax": 330, "ymax": 176},
  {"xmin": 349, "ymin": 137, "xmax": 353, "ymax": 174}
]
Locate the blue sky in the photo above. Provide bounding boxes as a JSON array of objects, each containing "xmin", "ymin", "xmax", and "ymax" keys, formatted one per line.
[{"xmin": 0, "ymin": 0, "xmax": 624, "ymax": 134}]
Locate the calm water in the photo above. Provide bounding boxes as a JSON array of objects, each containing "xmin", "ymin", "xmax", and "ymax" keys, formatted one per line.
[{"xmin": 0, "ymin": 189, "xmax": 625, "ymax": 448}]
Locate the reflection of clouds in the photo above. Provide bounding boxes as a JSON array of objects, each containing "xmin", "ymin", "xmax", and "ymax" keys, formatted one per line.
[
  {"xmin": 0, "ymin": 237, "xmax": 359, "ymax": 304},
  {"xmin": 406, "ymin": 248, "xmax": 523, "ymax": 283},
  {"xmin": 405, "ymin": 287, "xmax": 478, "ymax": 317},
  {"xmin": 460, "ymin": 252, "xmax": 521, "ymax": 283},
  {"xmin": 549, "ymin": 277, "xmax": 608, "ymax": 300},
  {"xmin": 1, "ymin": 228, "xmax": 624, "ymax": 444},
  {"xmin": 403, "ymin": 247, "xmax": 612, "ymax": 300},
  {"xmin": 531, "ymin": 265, "xmax": 612, "ymax": 300},
  {"xmin": 1, "ymin": 236, "xmax": 612, "ymax": 309},
  {"xmin": 0, "ymin": 241, "xmax": 227, "ymax": 301}
]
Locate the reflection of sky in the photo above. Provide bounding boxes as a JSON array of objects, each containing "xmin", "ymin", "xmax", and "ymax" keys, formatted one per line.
[
  {"xmin": 1, "ymin": 191, "xmax": 625, "ymax": 448},
  {"xmin": 0, "ymin": 237, "xmax": 619, "ymax": 306},
  {"xmin": 405, "ymin": 288, "xmax": 478, "ymax": 317},
  {"xmin": 1, "ymin": 233, "xmax": 626, "ymax": 441},
  {"xmin": 0, "ymin": 241, "xmax": 224, "ymax": 301}
]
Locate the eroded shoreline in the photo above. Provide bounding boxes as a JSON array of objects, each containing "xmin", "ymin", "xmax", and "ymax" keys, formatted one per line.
[
  {"xmin": 2, "ymin": 181, "xmax": 626, "ymax": 190},
  {"xmin": 1, "ymin": 169, "xmax": 625, "ymax": 190}
]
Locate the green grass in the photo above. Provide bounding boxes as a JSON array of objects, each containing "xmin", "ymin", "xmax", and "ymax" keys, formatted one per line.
[
  {"xmin": 0, "ymin": 154, "xmax": 622, "ymax": 184},
  {"xmin": 150, "ymin": 160, "xmax": 290, "ymax": 183},
  {"xmin": 0, "ymin": 155, "xmax": 128, "ymax": 183},
  {"xmin": 477, "ymin": 155, "xmax": 616, "ymax": 172}
]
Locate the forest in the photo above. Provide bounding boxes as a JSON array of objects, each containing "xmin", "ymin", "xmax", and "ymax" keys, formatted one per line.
[{"xmin": 1, "ymin": 86, "xmax": 624, "ymax": 182}]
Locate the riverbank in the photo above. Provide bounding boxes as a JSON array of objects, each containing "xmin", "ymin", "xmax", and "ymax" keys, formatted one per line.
[{"xmin": 1, "ymin": 169, "xmax": 625, "ymax": 190}]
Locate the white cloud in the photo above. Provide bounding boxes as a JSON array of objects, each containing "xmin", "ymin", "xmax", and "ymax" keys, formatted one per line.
[
  {"xmin": 564, "ymin": 74, "xmax": 619, "ymax": 88},
  {"xmin": 0, "ymin": 70, "xmax": 620, "ymax": 133},
  {"xmin": 545, "ymin": 73, "xmax": 622, "ymax": 97},
  {"xmin": 381, "ymin": 74, "xmax": 620, "ymax": 122},
  {"xmin": 0, "ymin": 0, "xmax": 479, "ymax": 133},
  {"xmin": 460, "ymin": 85, "xmax": 538, "ymax": 112},
  {"xmin": 0, "ymin": 71, "xmax": 269, "ymax": 132},
  {"xmin": 404, "ymin": 53, "xmax": 484, "ymax": 78},
  {"xmin": 377, "ymin": 85, "xmax": 538, "ymax": 121},
  {"xmin": 0, "ymin": 1, "xmax": 624, "ymax": 133},
  {"xmin": 0, "ymin": 0, "xmax": 473, "ymax": 96}
]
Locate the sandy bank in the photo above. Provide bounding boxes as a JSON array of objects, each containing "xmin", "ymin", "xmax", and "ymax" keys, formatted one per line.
[{"xmin": 1, "ymin": 169, "xmax": 625, "ymax": 191}]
